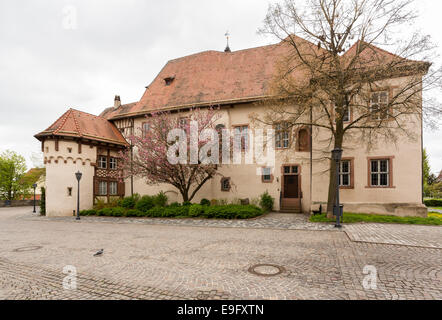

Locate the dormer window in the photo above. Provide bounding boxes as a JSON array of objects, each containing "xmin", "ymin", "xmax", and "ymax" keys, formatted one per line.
[{"xmin": 164, "ymin": 77, "xmax": 175, "ymax": 86}]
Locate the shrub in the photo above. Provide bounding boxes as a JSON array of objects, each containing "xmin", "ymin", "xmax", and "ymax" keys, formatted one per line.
[
  {"xmin": 424, "ymin": 199, "xmax": 442, "ymax": 207},
  {"xmin": 189, "ymin": 204, "xmax": 204, "ymax": 217},
  {"xmin": 145, "ymin": 207, "xmax": 164, "ymax": 217},
  {"xmin": 121, "ymin": 195, "xmax": 139, "ymax": 209},
  {"xmin": 259, "ymin": 191, "xmax": 274, "ymax": 212},
  {"xmin": 204, "ymin": 205, "xmax": 263, "ymax": 219},
  {"xmin": 154, "ymin": 191, "xmax": 168, "ymax": 207},
  {"xmin": 125, "ymin": 209, "xmax": 142, "ymax": 217},
  {"xmin": 169, "ymin": 202, "xmax": 181, "ymax": 207},
  {"xmin": 40, "ymin": 187, "xmax": 46, "ymax": 216},
  {"xmin": 135, "ymin": 195, "xmax": 155, "ymax": 212},
  {"xmin": 164, "ymin": 206, "xmax": 190, "ymax": 217},
  {"xmin": 182, "ymin": 201, "xmax": 192, "ymax": 206},
  {"xmin": 200, "ymin": 198, "xmax": 211, "ymax": 206},
  {"xmin": 210, "ymin": 199, "xmax": 219, "ymax": 206},
  {"xmin": 112, "ymin": 207, "xmax": 125, "ymax": 217},
  {"xmin": 80, "ymin": 209, "xmax": 96, "ymax": 216}
]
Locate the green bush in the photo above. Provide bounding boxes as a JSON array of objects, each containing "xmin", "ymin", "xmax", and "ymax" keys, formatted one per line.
[
  {"xmin": 204, "ymin": 205, "xmax": 263, "ymax": 219},
  {"xmin": 200, "ymin": 198, "xmax": 211, "ymax": 206},
  {"xmin": 182, "ymin": 201, "xmax": 192, "ymax": 206},
  {"xmin": 80, "ymin": 209, "xmax": 96, "ymax": 216},
  {"xmin": 259, "ymin": 191, "xmax": 274, "ymax": 212},
  {"xmin": 169, "ymin": 202, "xmax": 181, "ymax": 207},
  {"xmin": 121, "ymin": 194, "xmax": 140, "ymax": 209},
  {"xmin": 146, "ymin": 207, "xmax": 165, "ymax": 217},
  {"xmin": 40, "ymin": 187, "xmax": 46, "ymax": 216},
  {"xmin": 189, "ymin": 204, "xmax": 205, "ymax": 217},
  {"xmin": 424, "ymin": 199, "xmax": 442, "ymax": 207},
  {"xmin": 165, "ymin": 206, "xmax": 190, "ymax": 217},
  {"xmin": 154, "ymin": 191, "xmax": 168, "ymax": 207},
  {"xmin": 112, "ymin": 207, "xmax": 125, "ymax": 217},
  {"xmin": 135, "ymin": 195, "xmax": 155, "ymax": 212},
  {"xmin": 125, "ymin": 209, "xmax": 142, "ymax": 217}
]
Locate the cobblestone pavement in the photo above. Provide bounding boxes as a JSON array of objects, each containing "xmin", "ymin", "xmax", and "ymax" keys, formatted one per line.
[
  {"xmin": 22, "ymin": 212, "xmax": 339, "ymax": 232},
  {"xmin": 345, "ymin": 224, "xmax": 442, "ymax": 249},
  {"xmin": 0, "ymin": 207, "xmax": 441, "ymax": 300}
]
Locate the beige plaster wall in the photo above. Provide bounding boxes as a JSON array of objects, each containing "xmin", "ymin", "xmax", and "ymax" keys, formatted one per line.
[{"xmin": 44, "ymin": 140, "xmax": 96, "ymax": 216}]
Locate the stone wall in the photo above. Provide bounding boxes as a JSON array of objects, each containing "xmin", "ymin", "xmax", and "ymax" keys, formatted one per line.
[{"xmin": 0, "ymin": 200, "xmax": 40, "ymax": 207}]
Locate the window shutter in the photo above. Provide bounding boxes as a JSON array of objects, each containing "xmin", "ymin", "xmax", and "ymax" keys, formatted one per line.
[
  {"xmin": 118, "ymin": 181, "xmax": 125, "ymax": 197},
  {"xmin": 94, "ymin": 178, "xmax": 99, "ymax": 195}
]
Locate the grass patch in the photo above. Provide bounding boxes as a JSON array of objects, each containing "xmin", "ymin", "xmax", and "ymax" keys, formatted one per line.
[{"xmin": 310, "ymin": 212, "xmax": 442, "ymax": 226}]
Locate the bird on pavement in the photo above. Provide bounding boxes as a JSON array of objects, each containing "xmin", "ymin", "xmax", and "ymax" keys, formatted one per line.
[{"xmin": 94, "ymin": 249, "xmax": 104, "ymax": 257}]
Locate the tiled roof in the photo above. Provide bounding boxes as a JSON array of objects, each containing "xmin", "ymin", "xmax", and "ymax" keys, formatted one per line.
[
  {"xmin": 35, "ymin": 108, "xmax": 128, "ymax": 146},
  {"xmin": 102, "ymin": 37, "xmax": 418, "ymax": 120},
  {"xmin": 102, "ymin": 39, "xmax": 302, "ymax": 120}
]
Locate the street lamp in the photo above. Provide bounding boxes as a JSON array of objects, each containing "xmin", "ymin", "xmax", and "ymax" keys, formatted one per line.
[
  {"xmin": 32, "ymin": 183, "xmax": 37, "ymax": 213},
  {"xmin": 331, "ymin": 148, "xmax": 343, "ymax": 228},
  {"xmin": 75, "ymin": 171, "xmax": 82, "ymax": 220}
]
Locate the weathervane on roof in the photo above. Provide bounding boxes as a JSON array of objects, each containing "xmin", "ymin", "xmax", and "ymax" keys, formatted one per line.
[{"xmin": 224, "ymin": 31, "xmax": 231, "ymax": 53}]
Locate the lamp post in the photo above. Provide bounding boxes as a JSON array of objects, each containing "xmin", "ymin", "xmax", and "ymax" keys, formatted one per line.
[
  {"xmin": 32, "ymin": 183, "xmax": 37, "ymax": 213},
  {"xmin": 75, "ymin": 171, "xmax": 82, "ymax": 220},
  {"xmin": 331, "ymin": 148, "xmax": 343, "ymax": 228}
]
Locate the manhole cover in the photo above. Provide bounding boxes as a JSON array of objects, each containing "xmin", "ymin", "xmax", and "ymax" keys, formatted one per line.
[
  {"xmin": 248, "ymin": 264, "xmax": 285, "ymax": 277},
  {"xmin": 13, "ymin": 246, "xmax": 42, "ymax": 252}
]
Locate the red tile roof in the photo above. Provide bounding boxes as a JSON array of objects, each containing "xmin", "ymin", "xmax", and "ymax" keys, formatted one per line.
[
  {"xmin": 35, "ymin": 108, "xmax": 128, "ymax": 146},
  {"xmin": 102, "ymin": 40, "xmax": 300, "ymax": 120},
  {"xmin": 102, "ymin": 37, "xmax": 417, "ymax": 120}
]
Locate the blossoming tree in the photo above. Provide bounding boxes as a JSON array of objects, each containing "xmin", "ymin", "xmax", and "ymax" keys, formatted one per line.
[{"xmin": 120, "ymin": 108, "xmax": 221, "ymax": 203}]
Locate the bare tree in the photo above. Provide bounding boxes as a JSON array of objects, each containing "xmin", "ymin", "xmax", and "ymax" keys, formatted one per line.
[{"xmin": 254, "ymin": 0, "xmax": 442, "ymax": 216}]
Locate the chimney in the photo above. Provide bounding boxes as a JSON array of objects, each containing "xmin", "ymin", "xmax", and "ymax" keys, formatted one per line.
[{"xmin": 114, "ymin": 95, "xmax": 121, "ymax": 109}]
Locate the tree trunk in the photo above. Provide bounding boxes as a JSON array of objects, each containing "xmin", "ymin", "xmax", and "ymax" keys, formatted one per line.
[{"xmin": 326, "ymin": 131, "xmax": 344, "ymax": 218}]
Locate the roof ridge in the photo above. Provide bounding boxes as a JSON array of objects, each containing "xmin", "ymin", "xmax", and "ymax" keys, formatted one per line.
[
  {"xmin": 53, "ymin": 109, "xmax": 72, "ymax": 135},
  {"xmin": 71, "ymin": 109, "xmax": 83, "ymax": 137}
]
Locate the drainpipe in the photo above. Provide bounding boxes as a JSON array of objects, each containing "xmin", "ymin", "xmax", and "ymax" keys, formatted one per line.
[{"xmin": 310, "ymin": 103, "xmax": 313, "ymax": 213}]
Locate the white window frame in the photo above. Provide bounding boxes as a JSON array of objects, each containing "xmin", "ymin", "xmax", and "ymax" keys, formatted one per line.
[
  {"xmin": 234, "ymin": 125, "xmax": 249, "ymax": 151},
  {"xmin": 262, "ymin": 167, "xmax": 272, "ymax": 182},
  {"xmin": 109, "ymin": 158, "xmax": 117, "ymax": 170},
  {"xmin": 370, "ymin": 91, "xmax": 389, "ymax": 120},
  {"xmin": 109, "ymin": 181, "xmax": 118, "ymax": 195},
  {"xmin": 334, "ymin": 105, "xmax": 351, "ymax": 123},
  {"xmin": 98, "ymin": 156, "xmax": 107, "ymax": 169},
  {"xmin": 370, "ymin": 159, "xmax": 390, "ymax": 187},
  {"xmin": 339, "ymin": 160, "xmax": 351, "ymax": 187},
  {"xmin": 98, "ymin": 181, "xmax": 108, "ymax": 195},
  {"xmin": 275, "ymin": 123, "xmax": 290, "ymax": 149}
]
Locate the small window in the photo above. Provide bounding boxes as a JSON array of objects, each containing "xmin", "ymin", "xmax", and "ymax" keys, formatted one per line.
[
  {"xmin": 370, "ymin": 91, "xmax": 389, "ymax": 120},
  {"xmin": 109, "ymin": 182, "xmax": 118, "ymax": 195},
  {"xmin": 275, "ymin": 122, "xmax": 290, "ymax": 149},
  {"xmin": 164, "ymin": 77, "xmax": 175, "ymax": 86},
  {"xmin": 284, "ymin": 166, "xmax": 291, "ymax": 174},
  {"xmin": 179, "ymin": 117, "xmax": 188, "ymax": 129},
  {"xmin": 370, "ymin": 159, "xmax": 390, "ymax": 187},
  {"xmin": 98, "ymin": 181, "xmax": 108, "ymax": 195},
  {"xmin": 142, "ymin": 123, "xmax": 149, "ymax": 138},
  {"xmin": 262, "ymin": 167, "xmax": 272, "ymax": 183},
  {"xmin": 67, "ymin": 148, "xmax": 72, "ymax": 153},
  {"xmin": 109, "ymin": 158, "xmax": 117, "ymax": 170},
  {"xmin": 221, "ymin": 177, "xmax": 231, "ymax": 192},
  {"xmin": 339, "ymin": 160, "xmax": 351, "ymax": 187},
  {"xmin": 334, "ymin": 105, "xmax": 351, "ymax": 122},
  {"xmin": 45, "ymin": 147, "xmax": 49, "ymax": 153},
  {"xmin": 234, "ymin": 126, "xmax": 249, "ymax": 151},
  {"xmin": 67, "ymin": 187, "xmax": 72, "ymax": 197},
  {"xmin": 98, "ymin": 156, "xmax": 107, "ymax": 169}
]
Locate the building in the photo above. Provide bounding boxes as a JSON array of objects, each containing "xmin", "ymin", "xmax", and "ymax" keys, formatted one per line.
[
  {"xmin": 21, "ymin": 168, "xmax": 46, "ymax": 201},
  {"xmin": 35, "ymin": 37, "xmax": 428, "ymax": 217}
]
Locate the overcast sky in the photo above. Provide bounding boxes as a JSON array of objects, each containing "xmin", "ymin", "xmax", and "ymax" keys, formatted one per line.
[{"xmin": 0, "ymin": 0, "xmax": 441, "ymax": 174}]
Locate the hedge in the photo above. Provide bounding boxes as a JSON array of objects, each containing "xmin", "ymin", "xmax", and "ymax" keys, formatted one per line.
[
  {"xmin": 80, "ymin": 204, "xmax": 263, "ymax": 220},
  {"xmin": 424, "ymin": 199, "xmax": 442, "ymax": 207}
]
